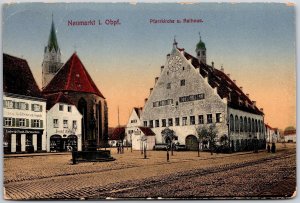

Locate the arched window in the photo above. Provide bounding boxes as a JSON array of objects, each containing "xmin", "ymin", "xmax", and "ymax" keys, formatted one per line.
[
  {"xmin": 240, "ymin": 116, "xmax": 243, "ymax": 132},
  {"xmin": 248, "ymin": 118, "xmax": 251, "ymax": 132},
  {"xmin": 244, "ymin": 117, "xmax": 247, "ymax": 132},
  {"xmin": 257, "ymin": 120, "xmax": 260, "ymax": 133},
  {"xmin": 230, "ymin": 114, "xmax": 234, "ymax": 132},
  {"xmin": 235, "ymin": 115, "xmax": 239, "ymax": 132},
  {"xmin": 255, "ymin": 120, "xmax": 258, "ymax": 132},
  {"xmin": 252, "ymin": 118, "xmax": 255, "ymax": 133}
]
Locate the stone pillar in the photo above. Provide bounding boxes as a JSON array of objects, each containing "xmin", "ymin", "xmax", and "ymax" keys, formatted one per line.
[
  {"xmin": 78, "ymin": 135, "xmax": 82, "ymax": 151},
  {"xmin": 21, "ymin": 134, "xmax": 26, "ymax": 152},
  {"xmin": 42, "ymin": 131, "xmax": 47, "ymax": 151},
  {"xmin": 32, "ymin": 134, "xmax": 37, "ymax": 152},
  {"xmin": 11, "ymin": 134, "xmax": 16, "ymax": 153}
]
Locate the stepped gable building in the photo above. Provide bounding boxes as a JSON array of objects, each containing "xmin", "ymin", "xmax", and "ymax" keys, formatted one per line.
[
  {"xmin": 42, "ymin": 52, "xmax": 108, "ymax": 148},
  {"xmin": 42, "ymin": 16, "xmax": 63, "ymax": 88},
  {"xmin": 44, "ymin": 92, "xmax": 82, "ymax": 152},
  {"xmin": 3, "ymin": 54, "xmax": 47, "ymax": 153},
  {"xmin": 141, "ymin": 36, "xmax": 266, "ymax": 151}
]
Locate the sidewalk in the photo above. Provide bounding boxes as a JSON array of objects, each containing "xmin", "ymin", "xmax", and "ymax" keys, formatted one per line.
[{"xmin": 4, "ymin": 152, "xmax": 71, "ymax": 158}]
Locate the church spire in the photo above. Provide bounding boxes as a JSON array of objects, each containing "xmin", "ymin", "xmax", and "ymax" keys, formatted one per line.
[
  {"xmin": 47, "ymin": 14, "xmax": 59, "ymax": 52},
  {"xmin": 196, "ymin": 32, "xmax": 206, "ymax": 64}
]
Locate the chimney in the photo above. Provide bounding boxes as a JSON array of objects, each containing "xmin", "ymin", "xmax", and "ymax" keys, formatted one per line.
[
  {"xmin": 150, "ymin": 88, "xmax": 153, "ymax": 94},
  {"xmin": 260, "ymin": 108, "xmax": 264, "ymax": 112},
  {"xmin": 220, "ymin": 65, "xmax": 224, "ymax": 72},
  {"xmin": 144, "ymin": 98, "xmax": 148, "ymax": 103},
  {"xmin": 246, "ymin": 93, "xmax": 250, "ymax": 98},
  {"xmin": 161, "ymin": 66, "xmax": 164, "ymax": 73},
  {"xmin": 155, "ymin": 77, "xmax": 159, "ymax": 83},
  {"xmin": 233, "ymin": 79, "xmax": 236, "ymax": 84},
  {"xmin": 252, "ymin": 101, "xmax": 256, "ymax": 106},
  {"xmin": 227, "ymin": 73, "xmax": 230, "ymax": 78},
  {"xmin": 211, "ymin": 61, "xmax": 214, "ymax": 68},
  {"xmin": 240, "ymin": 86, "xmax": 243, "ymax": 91}
]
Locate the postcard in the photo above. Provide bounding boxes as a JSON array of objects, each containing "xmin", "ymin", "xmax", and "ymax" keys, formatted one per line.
[{"xmin": 2, "ymin": 1, "xmax": 296, "ymax": 200}]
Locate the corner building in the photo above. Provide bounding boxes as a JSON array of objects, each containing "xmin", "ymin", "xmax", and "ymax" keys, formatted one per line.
[{"xmin": 141, "ymin": 38, "xmax": 265, "ymax": 151}]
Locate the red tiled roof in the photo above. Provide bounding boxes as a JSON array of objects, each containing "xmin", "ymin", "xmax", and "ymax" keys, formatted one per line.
[
  {"xmin": 42, "ymin": 52, "xmax": 105, "ymax": 98},
  {"xmin": 109, "ymin": 127, "xmax": 126, "ymax": 140},
  {"xmin": 44, "ymin": 92, "xmax": 74, "ymax": 110},
  {"xmin": 138, "ymin": 127, "xmax": 155, "ymax": 136},
  {"xmin": 284, "ymin": 130, "xmax": 296, "ymax": 136},
  {"xmin": 133, "ymin": 107, "xmax": 143, "ymax": 118},
  {"xmin": 182, "ymin": 50, "xmax": 263, "ymax": 115},
  {"xmin": 3, "ymin": 54, "xmax": 43, "ymax": 98}
]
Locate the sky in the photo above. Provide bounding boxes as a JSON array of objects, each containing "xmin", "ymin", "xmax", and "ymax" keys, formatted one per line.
[{"xmin": 2, "ymin": 2, "xmax": 296, "ymax": 130}]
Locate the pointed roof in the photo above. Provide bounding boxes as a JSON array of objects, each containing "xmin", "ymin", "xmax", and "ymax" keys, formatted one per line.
[
  {"xmin": 179, "ymin": 48, "xmax": 263, "ymax": 115},
  {"xmin": 3, "ymin": 53, "xmax": 43, "ymax": 98},
  {"xmin": 138, "ymin": 127, "xmax": 155, "ymax": 136},
  {"xmin": 43, "ymin": 92, "xmax": 74, "ymax": 110},
  {"xmin": 42, "ymin": 53, "xmax": 105, "ymax": 98},
  {"xmin": 47, "ymin": 17, "xmax": 59, "ymax": 52},
  {"xmin": 133, "ymin": 107, "xmax": 143, "ymax": 118}
]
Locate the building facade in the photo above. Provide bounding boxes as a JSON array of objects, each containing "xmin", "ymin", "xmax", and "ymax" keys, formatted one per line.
[
  {"xmin": 141, "ymin": 37, "xmax": 265, "ymax": 151},
  {"xmin": 45, "ymin": 93, "xmax": 82, "ymax": 152},
  {"xmin": 3, "ymin": 54, "xmax": 47, "ymax": 153}
]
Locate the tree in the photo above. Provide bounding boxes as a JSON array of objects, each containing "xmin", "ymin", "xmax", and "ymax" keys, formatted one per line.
[
  {"xmin": 197, "ymin": 124, "xmax": 218, "ymax": 155},
  {"xmin": 161, "ymin": 128, "xmax": 177, "ymax": 155}
]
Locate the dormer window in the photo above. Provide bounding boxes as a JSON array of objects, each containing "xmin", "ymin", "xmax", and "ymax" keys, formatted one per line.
[{"xmin": 59, "ymin": 104, "xmax": 64, "ymax": 111}]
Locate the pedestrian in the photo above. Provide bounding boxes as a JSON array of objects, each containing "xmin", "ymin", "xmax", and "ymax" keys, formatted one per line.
[
  {"xmin": 117, "ymin": 142, "xmax": 120, "ymax": 154},
  {"xmin": 267, "ymin": 144, "xmax": 271, "ymax": 153},
  {"xmin": 271, "ymin": 143, "xmax": 276, "ymax": 153}
]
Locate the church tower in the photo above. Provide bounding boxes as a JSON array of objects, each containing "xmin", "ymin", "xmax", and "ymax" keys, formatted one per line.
[
  {"xmin": 195, "ymin": 33, "xmax": 206, "ymax": 64},
  {"xmin": 42, "ymin": 15, "xmax": 63, "ymax": 88}
]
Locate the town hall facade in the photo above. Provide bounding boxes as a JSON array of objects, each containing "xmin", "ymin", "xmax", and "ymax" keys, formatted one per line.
[{"xmin": 141, "ymin": 36, "xmax": 266, "ymax": 151}]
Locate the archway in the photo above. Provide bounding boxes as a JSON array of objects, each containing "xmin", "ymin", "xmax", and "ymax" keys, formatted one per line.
[
  {"xmin": 50, "ymin": 135, "xmax": 62, "ymax": 152},
  {"xmin": 185, "ymin": 135, "xmax": 198, "ymax": 151}
]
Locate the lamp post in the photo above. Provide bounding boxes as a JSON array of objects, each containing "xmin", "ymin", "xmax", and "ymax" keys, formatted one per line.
[{"xmin": 130, "ymin": 132, "xmax": 133, "ymax": 153}]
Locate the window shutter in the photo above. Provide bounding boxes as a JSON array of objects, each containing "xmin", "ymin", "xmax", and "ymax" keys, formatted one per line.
[
  {"xmin": 26, "ymin": 103, "xmax": 29, "ymax": 110},
  {"xmin": 31, "ymin": 119, "xmax": 34, "ymax": 127},
  {"xmin": 26, "ymin": 119, "xmax": 29, "ymax": 127},
  {"xmin": 13, "ymin": 102, "xmax": 16, "ymax": 109},
  {"xmin": 12, "ymin": 118, "xmax": 16, "ymax": 127},
  {"xmin": 3, "ymin": 101, "xmax": 6, "ymax": 108},
  {"xmin": 40, "ymin": 120, "xmax": 43, "ymax": 128},
  {"xmin": 31, "ymin": 104, "xmax": 34, "ymax": 111},
  {"xmin": 220, "ymin": 114, "xmax": 223, "ymax": 122},
  {"xmin": 16, "ymin": 118, "xmax": 19, "ymax": 127}
]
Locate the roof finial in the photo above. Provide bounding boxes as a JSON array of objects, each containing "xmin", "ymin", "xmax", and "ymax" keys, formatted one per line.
[
  {"xmin": 73, "ymin": 44, "xmax": 77, "ymax": 53},
  {"xmin": 199, "ymin": 32, "xmax": 201, "ymax": 41},
  {"xmin": 173, "ymin": 35, "xmax": 178, "ymax": 48}
]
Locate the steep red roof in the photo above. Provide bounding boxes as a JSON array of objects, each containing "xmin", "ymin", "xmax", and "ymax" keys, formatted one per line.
[
  {"xmin": 44, "ymin": 92, "xmax": 74, "ymax": 110},
  {"xmin": 138, "ymin": 127, "xmax": 155, "ymax": 136},
  {"xmin": 3, "ymin": 54, "xmax": 43, "ymax": 98},
  {"xmin": 133, "ymin": 107, "xmax": 143, "ymax": 118},
  {"xmin": 181, "ymin": 50, "xmax": 263, "ymax": 115},
  {"xmin": 42, "ymin": 52, "xmax": 105, "ymax": 98},
  {"xmin": 284, "ymin": 130, "xmax": 296, "ymax": 136},
  {"xmin": 109, "ymin": 127, "xmax": 126, "ymax": 140}
]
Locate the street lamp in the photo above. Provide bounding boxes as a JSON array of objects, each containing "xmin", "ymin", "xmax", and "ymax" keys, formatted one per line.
[{"xmin": 130, "ymin": 132, "xmax": 133, "ymax": 153}]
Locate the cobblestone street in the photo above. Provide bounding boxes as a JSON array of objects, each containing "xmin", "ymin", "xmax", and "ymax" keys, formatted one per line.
[{"xmin": 3, "ymin": 144, "xmax": 296, "ymax": 200}]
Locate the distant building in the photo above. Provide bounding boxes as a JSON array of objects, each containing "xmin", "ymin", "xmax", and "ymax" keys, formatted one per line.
[
  {"xmin": 265, "ymin": 124, "xmax": 280, "ymax": 143},
  {"xmin": 45, "ymin": 93, "xmax": 82, "ymax": 152},
  {"xmin": 141, "ymin": 36, "xmax": 266, "ymax": 151},
  {"xmin": 126, "ymin": 107, "xmax": 143, "ymax": 144},
  {"xmin": 283, "ymin": 127, "xmax": 296, "ymax": 143},
  {"xmin": 3, "ymin": 54, "xmax": 47, "ymax": 153},
  {"xmin": 109, "ymin": 127, "xmax": 126, "ymax": 147}
]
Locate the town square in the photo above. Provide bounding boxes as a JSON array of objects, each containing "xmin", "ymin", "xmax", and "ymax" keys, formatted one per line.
[{"xmin": 2, "ymin": 2, "xmax": 296, "ymax": 200}]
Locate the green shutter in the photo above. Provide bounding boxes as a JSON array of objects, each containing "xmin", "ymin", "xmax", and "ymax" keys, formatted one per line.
[
  {"xmin": 26, "ymin": 103, "xmax": 29, "ymax": 110},
  {"xmin": 13, "ymin": 102, "xmax": 16, "ymax": 109},
  {"xmin": 26, "ymin": 119, "xmax": 29, "ymax": 127},
  {"xmin": 16, "ymin": 118, "xmax": 19, "ymax": 127},
  {"xmin": 31, "ymin": 104, "xmax": 34, "ymax": 111},
  {"xmin": 40, "ymin": 120, "xmax": 43, "ymax": 128},
  {"xmin": 3, "ymin": 101, "xmax": 6, "ymax": 108},
  {"xmin": 40, "ymin": 105, "xmax": 43, "ymax": 112},
  {"xmin": 12, "ymin": 118, "xmax": 16, "ymax": 127},
  {"xmin": 31, "ymin": 119, "xmax": 34, "ymax": 127}
]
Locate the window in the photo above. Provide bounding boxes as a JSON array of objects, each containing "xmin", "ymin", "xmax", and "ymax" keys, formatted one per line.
[
  {"xmin": 175, "ymin": 118, "xmax": 180, "ymax": 126},
  {"xmin": 190, "ymin": 116, "xmax": 195, "ymax": 125},
  {"xmin": 235, "ymin": 116, "xmax": 239, "ymax": 132},
  {"xmin": 244, "ymin": 117, "xmax": 247, "ymax": 132},
  {"xmin": 73, "ymin": 120, "xmax": 77, "ymax": 129},
  {"xmin": 248, "ymin": 118, "xmax": 251, "ymax": 132},
  {"xmin": 198, "ymin": 115, "xmax": 204, "ymax": 124},
  {"xmin": 4, "ymin": 100, "xmax": 13, "ymax": 109},
  {"xmin": 230, "ymin": 114, "xmax": 234, "ymax": 132},
  {"xmin": 216, "ymin": 113, "xmax": 222, "ymax": 123},
  {"xmin": 207, "ymin": 114, "xmax": 212, "ymax": 124},
  {"xmin": 32, "ymin": 104, "xmax": 42, "ymax": 112},
  {"xmin": 197, "ymin": 51, "xmax": 200, "ymax": 56},
  {"xmin": 180, "ymin": 80, "xmax": 185, "ymax": 86},
  {"xmin": 168, "ymin": 118, "xmax": 173, "ymax": 126},
  {"xmin": 59, "ymin": 104, "xmax": 64, "ymax": 111},
  {"xmin": 240, "ymin": 116, "xmax": 243, "ymax": 132},
  {"xmin": 19, "ymin": 102, "xmax": 28, "ymax": 110},
  {"xmin": 19, "ymin": 118, "xmax": 25, "ymax": 127},
  {"xmin": 167, "ymin": 83, "xmax": 171, "ymax": 89},
  {"xmin": 143, "ymin": 121, "xmax": 147, "ymax": 127},
  {"xmin": 32, "ymin": 119, "xmax": 41, "ymax": 128},
  {"xmin": 202, "ymin": 50, "xmax": 206, "ymax": 55},
  {"xmin": 252, "ymin": 119, "xmax": 255, "ymax": 133},
  {"xmin": 4, "ymin": 117, "xmax": 12, "ymax": 126},
  {"xmin": 255, "ymin": 120, "xmax": 258, "ymax": 132},
  {"xmin": 26, "ymin": 134, "xmax": 32, "ymax": 146},
  {"xmin": 63, "ymin": 120, "xmax": 68, "ymax": 128},
  {"xmin": 149, "ymin": 120, "xmax": 153, "ymax": 128},
  {"xmin": 162, "ymin": 119, "xmax": 166, "ymax": 127},
  {"xmin": 131, "ymin": 119, "xmax": 137, "ymax": 123},
  {"xmin": 179, "ymin": 93, "xmax": 205, "ymax": 103},
  {"xmin": 68, "ymin": 106, "xmax": 72, "ymax": 112},
  {"xmin": 53, "ymin": 119, "xmax": 59, "ymax": 128},
  {"xmin": 128, "ymin": 130, "xmax": 133, "ymax": 134},
  {"xmin": 182, "ymin": 117, "xmax": 187, "ymax": 126},
  {"xmin": 155, "ymin": 120, "xmax": 159, "ymax": 127}
]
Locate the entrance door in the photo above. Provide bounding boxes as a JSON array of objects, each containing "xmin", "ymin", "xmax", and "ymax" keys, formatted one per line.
[
  {"xmin": 50, "ymin": 135, "xmax": 62, "ymax": 152},
  {"xmin": 3, "ymin": 134, "xmax": 11, "ymax": 154},
  {"xmin": 16, "ymin": 134, "xmax": 21, "ymax": 152},
  {"xmin": 185, "ymin": 135, "xmax": 198, "ymax": 151}
]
